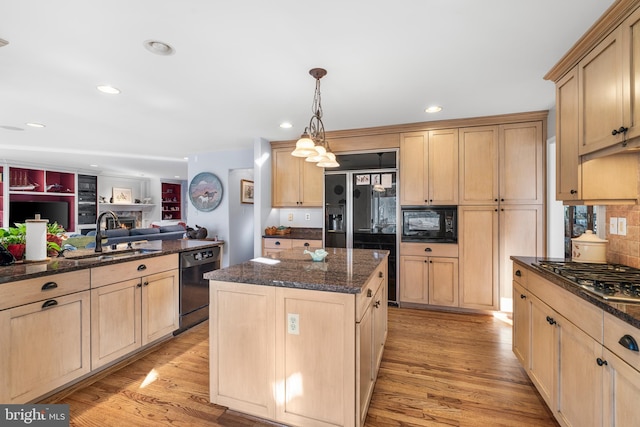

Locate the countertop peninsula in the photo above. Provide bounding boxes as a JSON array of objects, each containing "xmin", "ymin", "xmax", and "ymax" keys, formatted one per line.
[
  {"xmin": 0, "ymin": 239, "xmax": 224, "ymax": 284},
  {"xmin": 205, "ymin": 247, "xmax": 389, "ymax": 293}
]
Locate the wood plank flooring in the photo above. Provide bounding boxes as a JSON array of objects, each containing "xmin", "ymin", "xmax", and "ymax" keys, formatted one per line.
[{"xmin": 47, "ymin": 307, "xmax": 558, "ymax": 426}]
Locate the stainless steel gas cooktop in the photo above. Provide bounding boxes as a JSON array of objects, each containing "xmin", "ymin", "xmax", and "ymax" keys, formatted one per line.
[{"xmin": 534, "ymin": 261, "xmax": 640, "ymax": 303}]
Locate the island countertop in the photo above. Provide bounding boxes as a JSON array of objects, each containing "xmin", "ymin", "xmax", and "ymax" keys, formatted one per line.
[
  {"xmin": 205, "ymin": 247, "xmax": 388, "ymax": 294},
  {"xmin": 0, "ymin": 239, "xmax": 224, "ymax": 284}
]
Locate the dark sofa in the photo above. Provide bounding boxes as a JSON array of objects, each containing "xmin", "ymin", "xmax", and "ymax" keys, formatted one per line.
[{"xmin": 85, "ymin": 224, "xmax": 186, "ymax": 248}]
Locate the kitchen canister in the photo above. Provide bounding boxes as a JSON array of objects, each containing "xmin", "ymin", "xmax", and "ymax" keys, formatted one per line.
[
  {"xmin": 571, "ymin": 230, "xmax": 607, "ymax": 263},
  {"xmin": 25, "ymin": 214, "xmax": 49, "ymax": 261}
]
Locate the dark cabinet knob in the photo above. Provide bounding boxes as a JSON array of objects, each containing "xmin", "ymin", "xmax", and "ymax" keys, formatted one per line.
[
  {"xmin": 570, "ymin": 189, "xmax": 577, "ymax": 194},
  {"xmin": 137, "ymin": 264, "xmax": 147, "ymax": 271},
  {"xmin": 501, "ymin": 198, "xmax": 505, "ymax": 202},
  {"xmin": 304, "ymin": 242, "xmax": 310, "ymax": 247},
  {"xmin": 546, "ymin": 316, "xmax": 556, "ymax": 325},
  {"xmin": 378, "ymin": 271, "xmax": 383, "ymax": 278},
  {"xmin": 596, "ymin": 357, "xmax": 608, "ymax": 366},
  {"xmin": 612, "ymin": 126, "xmax": 629, "ymax": 136},
  {"xmin": 41, "ymin": 299, "xmax": 58, "ymax": 309},
  {"xmin": 618, "ymin": 334, "xmax": 639, "ymax": 352},
  {"xmin": 520, "ymin": 294, "xmax": 527, "ymax": 299},
  {"xmin": 515, "ymin": 270, "xmax": 522, "ymax": 277},
  {"xmin": 424, "ymin": 247, "xmax": 432, "ymax": 252},
  {"xmin": 41, "ymin": 281, "xmax": 58, "ymax": 291},
  {"xmin": 275, "ymin": 241, "xmax": 281, "ymax": 246},
  {"xmin": 143, "ymin": 281, "xmax": 149, "ymax": 287}
]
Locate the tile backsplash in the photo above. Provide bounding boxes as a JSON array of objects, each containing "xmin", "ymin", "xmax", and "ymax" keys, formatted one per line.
[{"xmin": 605, "ymin": 205, "xmax": 640, "ymax": 268}]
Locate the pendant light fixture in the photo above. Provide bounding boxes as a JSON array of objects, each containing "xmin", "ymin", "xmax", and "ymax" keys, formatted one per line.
[{"xmin": 291, "ymin": 68, "xmax": 339, "ymax": 168}]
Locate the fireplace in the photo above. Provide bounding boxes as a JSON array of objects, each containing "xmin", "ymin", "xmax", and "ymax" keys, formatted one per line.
[{"xmin": 107, "ymin": 216, "xmax": 136, "ymax": 230}]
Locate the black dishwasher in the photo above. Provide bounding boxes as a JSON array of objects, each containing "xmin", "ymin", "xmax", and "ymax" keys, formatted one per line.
[{"xmin": 176, "ymin": 246, "xmax": 220, "ymax": 334}]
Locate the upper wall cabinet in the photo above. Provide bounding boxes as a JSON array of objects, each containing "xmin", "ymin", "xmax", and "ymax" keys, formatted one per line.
[
  {"xmin": 459, "ymin": 122, "xmax": 543, "ymax": 206},
  {"xmin": 271, "ymin": 146, "xmax": 323, "ymax": 208},
  {"xmin": 546, "ymin": 1, "xmax": 640, "ymax": 160},
  {"xmin": 400, "ymin": 129, "xmax": 458, "ymax": 206}
]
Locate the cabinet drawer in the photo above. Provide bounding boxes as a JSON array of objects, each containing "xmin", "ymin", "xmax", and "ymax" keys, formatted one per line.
[
  {"xmin": 400, "ymin": 242, "xmax": 458, "ymax": 257},
  {"xmin": 604, "ymin": 312, "xmax": 640, "ymax": 371},
  {"xmin": 263, "ymin": 238, "xmax": 293, "ymax": 250},
  {"xmin": 0, "ymin": 270, "xmax": 90, "ymax": 311},
  {"xmin": 528, "ymin": 273, "xmax": 603, "ymax": 342},
  {"xmin": 513, "ymin": 263, "xmax": 527, "ymax": 287},
  {"xmin": 356, "ymin": 262, "xmax": 386, "ymax": 322},
  {"xmin": 91, "ymin": 254, "xmax": 179, "ymax": 288},
  {"xmin": 291, "ymin": 239, "xmax": 323, "ymax": 248}
]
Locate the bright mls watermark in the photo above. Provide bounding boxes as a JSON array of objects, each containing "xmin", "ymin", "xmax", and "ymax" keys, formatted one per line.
[{"xmin": 1, "ymin": 405, "xmax": 69, "ymax": 426}]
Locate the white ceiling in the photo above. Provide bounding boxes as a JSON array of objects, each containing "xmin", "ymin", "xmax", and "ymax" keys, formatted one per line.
[{"xmin": 0, "ymin": 0, "xmax": 615, "ymax": 180}]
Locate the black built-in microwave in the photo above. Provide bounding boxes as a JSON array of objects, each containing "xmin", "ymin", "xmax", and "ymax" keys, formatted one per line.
[{"xmin": 401, "ymin": 206, "xmax": 457, "ymax": 242}]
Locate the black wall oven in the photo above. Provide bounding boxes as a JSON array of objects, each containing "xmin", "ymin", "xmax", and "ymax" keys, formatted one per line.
[{"xmin": 401, "ymin": 206, "xmax": 457, "ymax": 242}]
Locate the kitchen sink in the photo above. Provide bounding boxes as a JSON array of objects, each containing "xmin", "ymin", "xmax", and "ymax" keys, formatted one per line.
[{"xmin": 65, "ymin": 248, "xmax": 161, "ymax": 262}]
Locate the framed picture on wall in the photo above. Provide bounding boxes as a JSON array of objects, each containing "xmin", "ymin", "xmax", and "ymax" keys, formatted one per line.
[
  {"xmin": 241, "ymin": 179, "xmax": 254, "ymax": 204},
  {"xmin": 112, "ymin": 187, "xmax": 133, "ymax": 204}
]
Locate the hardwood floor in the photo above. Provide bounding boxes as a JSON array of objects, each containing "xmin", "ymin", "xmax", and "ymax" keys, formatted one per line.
[{"xmin": 48, "ymin": 307, "xmax": 558, "ymax": 426}]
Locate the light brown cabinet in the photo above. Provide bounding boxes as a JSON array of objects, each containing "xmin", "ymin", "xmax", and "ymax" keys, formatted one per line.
[
  {"xmin": 555, "ymin": 63, "xmax": 639, "ymax": 203},
  {"xmin": 459, "ymin": 122, "xmax": 543, "ymax": 206},
  {"xmin": 91, "ymin": 254, "xmax": 179, "ymax": 369},
  {"xmin": 399, "ymin": 129, "xmax": 458, "ymax": 206},
  {"xmin": 262, "ymin": 237, "xmax": 323, "ymax": 256},
  {"xmin": 399, "ymin": 243, "xmax": 458, "ymax": 307},
  {"xmin": 272, "ymin": 147, "xmax": 323, "ymax": 207},
  {"xmin": 0, "ymin": 271, "xmax": 91, "ymax": 403},
  {"xmin": 512, "ymin": 269, "xmax": 529, "ymax": 368}
]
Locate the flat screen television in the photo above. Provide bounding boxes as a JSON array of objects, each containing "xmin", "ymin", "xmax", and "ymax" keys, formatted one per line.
[{"xmin": 9, "ymin": 201, "xmax": 70, "ymax": 231}]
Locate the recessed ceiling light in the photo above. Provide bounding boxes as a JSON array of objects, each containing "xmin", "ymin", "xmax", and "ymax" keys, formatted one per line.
[
  {"xmin": 26, "ymin": 122, "xmax": 45, "ymax": 128},
  {"xmin": 90, "ymin": 164, "xmax": 99, "ymax": 167},
  {"xmin": 97, "ymin": 85, "xmax": 121, "ymax": 94},
  {"xmin": 174, "ymin": 175, "xmax": 180, "ymax": 179},
  {"xmin": 183, "ymin": 157, "xmax": 189, "ymax": 160},
  {"xmin": 143, "ymin": 40, "xmax": 175, "ymax": 56},
  {"xmin": 425, "ymin": 105, "xmax": 442, "ymax": 113},
  {"xmin": 280, "ymin": 122, "xmax": 293, "ymax": 129}
]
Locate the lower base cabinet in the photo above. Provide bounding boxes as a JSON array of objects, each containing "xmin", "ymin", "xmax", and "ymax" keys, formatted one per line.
[
  {"xmin": 0, "ymin": 291, "xmax": 91, "ymax": 403},
  {"xmin": 210, "ymin": 262, "xmax": 387, "ymax": 427},
  {"xmin": 513, "ymin": 261, "xmax": 640, "ymax": 427}
]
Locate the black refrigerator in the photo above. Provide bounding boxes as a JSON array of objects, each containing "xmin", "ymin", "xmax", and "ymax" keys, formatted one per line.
[{"xmin": 324, "ymin": 152, "xmax": 398, "ymax": 303}]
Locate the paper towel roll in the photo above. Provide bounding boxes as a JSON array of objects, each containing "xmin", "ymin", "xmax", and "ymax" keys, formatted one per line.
[{"xmin": 26, "ymin": 214, "xmax": 49, "ymax": 261}]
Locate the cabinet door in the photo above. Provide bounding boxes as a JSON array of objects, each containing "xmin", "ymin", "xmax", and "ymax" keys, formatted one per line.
[
  {"xmin": 399, "ymin": 255, "xmax": 428, "ymax": 304},
  {"xmin": 372, "ymin": 281, "xmax": 387, "ymax": 372},
  {"xmin": 0, "ymin": 291, "xmax": 91, "ymax": 403},
  {"xmin": 300, "ymin": 157, "xmax": 323, "ymax": 206},
  {"xmin": 556, "ymin": 68, "xmax": 581, "ymax": 201},
  {"xmin": 512, "ymin": 282, "xmax": 530, "ymax": 368},
  {"xmin": 499, "ymin": 122, "xmax": 543, "ymax": 205},
  {"xmin": 358, "ymin": 302, "xmax": 374, "ymax": 427},
  {"xmin": 400, "ymin": 131, "xmax": 428, "ymax": 206},
  {"xmin": 141, "ymin": 269, "xmax": 179, "ymax": 345},
  {"xmin": 458, "ymin": 206, "xmax": 499, "ymax": 310},
  {"xmin": 428, "ymin": 129, "xmax": 459, "ymax": 205},
  {"xmin": 272, "ymin": 148, "xmax": 302, "ymax": 207},
  {"xmin": 428, "ymin": 257, "xmax": 458, "ymax": 307},
  {"xmin": 578, "ymin": 27, "xmax": 625, "ymax": 155},
  {"xmin": 499, "ymin": 205, "xmax": 543, "ymax": 312},
  {"xmin": 91, "ymin": 278, "xmax": 142, "ymax": 369},
  {"xmin": 556, "ymin": 315, "xmax": 603, "ymax": 427},
  {"xmin": 528, "ymin": 295, "xmax": 556, "ymax": 411},
  {"xmin": 459, "ymin": 126, "xmax": 498, "ymax": 205},
  {"xmin": 603, "ymin": 348, "xmax": 640, "ymax": 427},
  {"xmin": 624, "ymin": 8, "xmax": 640, "ymax": 143}
]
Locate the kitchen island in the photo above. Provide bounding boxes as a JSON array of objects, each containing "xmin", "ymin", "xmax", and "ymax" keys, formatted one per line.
[{"xmin": 205, "ymin": 248, "xmax": 388, "ymax": 427}]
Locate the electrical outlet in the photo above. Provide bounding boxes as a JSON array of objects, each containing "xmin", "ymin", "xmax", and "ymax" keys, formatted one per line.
[
  {"xmin": 287, "ymin": 313, "xmax": 300, "ymax": 335},
  {"xmin": 305, "ymin": 213, "xmax": 311, "ymax": 221},
  {"xmin": 610, "ymin": 217, "xmax": 618, "ymax": 235},
  {"xmin": 288, "ymin": 213, "xmax": 293, "ymax": 221},
  {"xmin": 618, "ymin": 217, "xmax": 627, "ymax": 236}
]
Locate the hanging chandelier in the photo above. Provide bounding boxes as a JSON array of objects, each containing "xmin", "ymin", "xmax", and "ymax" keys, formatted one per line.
[{"xmin": 291, "ymin": 68, "xmax": 339, "ymax": 168}]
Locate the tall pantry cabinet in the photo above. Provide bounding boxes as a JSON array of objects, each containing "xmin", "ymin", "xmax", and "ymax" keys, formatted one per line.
[{"xmin": 458, "ymin": 121, "xmax": 545, "ymax": 311}]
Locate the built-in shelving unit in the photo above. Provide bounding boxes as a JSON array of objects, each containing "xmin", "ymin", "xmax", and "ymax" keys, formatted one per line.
[
  {"xmin": 161, "ymin": 182, "xmax": 182, "ymax": 220},
  {"xmin": 77, "ymin": 175, "xmax": 97, "ymax": 233},
  {"xmin": 98, "ymin": 203, "xmax": 155, "ymax": 211},
  {"xmin": 0, "ymin": 166, "xmax": 4, "ymax": 228}
]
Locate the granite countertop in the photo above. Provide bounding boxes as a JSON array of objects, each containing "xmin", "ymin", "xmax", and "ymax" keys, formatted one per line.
[
  {"xmin": 205, "ymin": 247, "xmax": 388, "ymax": 294},
  {"xmin": 0, "ymin": 239, "xmax": 224, "ymax": 284},
  {"xmin": 512, "ymin": 256, "xmax": 640, "ymax": 329},
  {"xmin": 262, "ymin": 227, "xmax": 322, "ymax": 240}
]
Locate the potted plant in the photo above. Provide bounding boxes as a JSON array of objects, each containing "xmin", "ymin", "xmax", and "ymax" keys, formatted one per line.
[
  {"xmin": 0, "ymin": 223, "xmax": 26, "ymax": 260},
  {"xmin": 46, "ymin": 222, "xmax": 65, "ymax": 257}
]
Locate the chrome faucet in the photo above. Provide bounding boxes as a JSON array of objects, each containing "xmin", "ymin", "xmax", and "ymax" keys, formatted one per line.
[{"xmin": 95, "ymin": 211, "xmax": 119, "ymax": 253}]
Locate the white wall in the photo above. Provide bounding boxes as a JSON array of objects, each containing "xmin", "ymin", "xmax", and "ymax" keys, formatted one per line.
[
  {"xmin": 188, "ymin": 148, "xmax": 254, "ymax": 267},
  {"xmin": 254, "ymin": 138, "xmax": 279, "ymax": 258},
  {"xmin": 547, "ymin": 137, "xmax": 565, "ymax": 258},
  {"xmin": 277, "ymin": 208, "xmax": 323, "ymax": 228},
  {"xmin": 228, "ymin": 168, "xmax": 254, "ymax": 265}
]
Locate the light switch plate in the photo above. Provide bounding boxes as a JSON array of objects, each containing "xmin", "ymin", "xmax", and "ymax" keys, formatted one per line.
[
  {"xmin": 618, "ymin": 217, "xmax": 627, "ymax": 236},
  {"xmin": 305, "ymin": 213, "xmax": 311, "ymax": 221},
  {"xmin": 610, "ymin": 217, "xmax": 618, "ymax": 235},
  {"xmin": 288, "ymin": 213, "xmax": 293, "ymax": 221}
]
